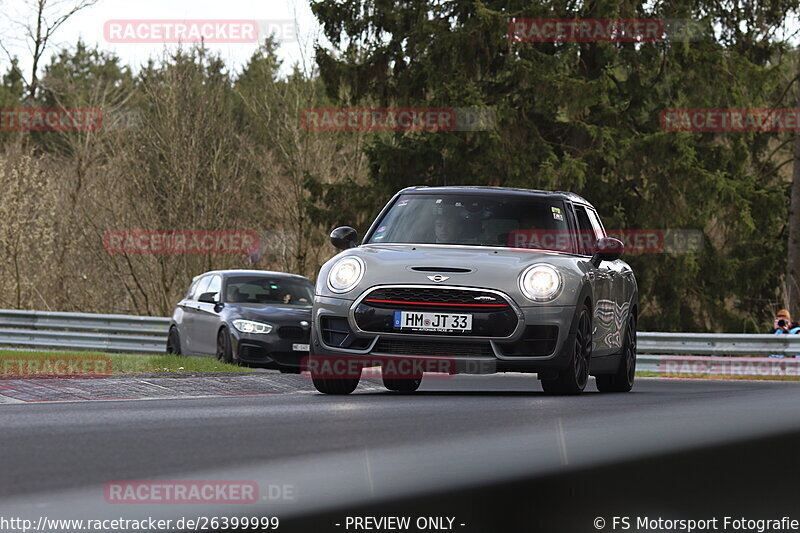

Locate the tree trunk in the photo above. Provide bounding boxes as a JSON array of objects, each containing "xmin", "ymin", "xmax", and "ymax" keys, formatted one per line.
[{"xmin": 788, "ymin": 130, "xmax": 800, "ymax": 316}]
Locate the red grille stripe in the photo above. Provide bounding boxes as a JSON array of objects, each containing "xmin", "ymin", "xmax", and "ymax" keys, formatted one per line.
[{"xmin": 364, "ymin": 298, "xmax": 508, "ymax": 308}]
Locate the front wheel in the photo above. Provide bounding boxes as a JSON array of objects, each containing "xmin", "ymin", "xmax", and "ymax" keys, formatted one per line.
[
  {"xmin": 596, "ymin": 315, "xmax": 636, "ymax": 393},
  {"xmin": 382, "ymin": 371, "xmax": 422, "ymax": 393},
  {"xmin": 310, "ymin": 356, "xmax": 362, "ymax": 394},
  {"xmin": 216, "ymin": 328, "xmax": 233, "ymax": 364},
  {"xmin": 541, "ymin": 304, "xmax": 592, "ymax": 395},
  {"xmin": 166, "ymin": 327, "xmax": 183, "ymax": 355}
]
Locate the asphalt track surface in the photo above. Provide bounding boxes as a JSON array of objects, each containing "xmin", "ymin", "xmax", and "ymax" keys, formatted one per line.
[{"xmin": 3, "ymin": 375, "xmax": 800, "ymax": 532}]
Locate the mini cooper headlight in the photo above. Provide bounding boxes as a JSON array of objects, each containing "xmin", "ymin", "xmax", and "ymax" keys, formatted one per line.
[
  {"xmin": 327, "ymin": 256, "xmax": 365, "ymax": 293},
  {"xmin": 519, "ymin": 264, "xmax": 562, "ymax": 302},
  {"xmin": 232, "ymin": 319, "xmax": 273, "ymax": 334}
]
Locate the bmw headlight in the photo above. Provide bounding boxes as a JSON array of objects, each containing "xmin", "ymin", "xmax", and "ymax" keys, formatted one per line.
[
  {"xmin": 232, "ymin": 319, "xmax": 273, "ymax": 334},
  {"xmin": 327, "ymin": 256, "xmax": 365, "ymax": 293},
  {"xmin": 519, "ymin": 264, "xmax": 562, "ymax": 302}
]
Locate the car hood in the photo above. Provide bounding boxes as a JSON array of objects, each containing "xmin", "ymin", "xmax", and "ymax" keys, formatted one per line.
[
  {"xmin": 373, "ymin": 242, "xmax": 557, "ymax": 264},
  {"xmin": 226, "ymin": 304, "xmax": 311, "ymax": 321},
  {"xmin": 319, "ymin": 243, "xmax": 590, "ymax": 307}
]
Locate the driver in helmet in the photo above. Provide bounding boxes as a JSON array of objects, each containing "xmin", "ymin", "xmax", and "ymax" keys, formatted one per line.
[
  {"xmin": 434, "ymin": 209, "xmax": 462, "ymax": 243},
  {"xmin": 433, "ymin": 204, "xmax": 481, "ymax": 244}
]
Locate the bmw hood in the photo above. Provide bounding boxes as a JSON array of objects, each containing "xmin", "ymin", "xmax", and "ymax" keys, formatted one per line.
[{"xmin": 228, "ymin": 304, "xmax": 311, "ymax": 322}]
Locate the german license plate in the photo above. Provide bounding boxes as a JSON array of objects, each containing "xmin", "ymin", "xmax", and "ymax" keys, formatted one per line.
[
  {"xmin": 393, "ymin": 311, "xmax": 472, "ymax": 332},
  {"xmin": 292, "ymin": 343, "xmax": 310, "ymax": 352}
]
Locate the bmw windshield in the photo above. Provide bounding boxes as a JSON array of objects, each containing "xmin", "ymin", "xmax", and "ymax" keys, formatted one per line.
[
  {"xmin": 224, "ymin": 276, "xmax": 313, "ymax": 306},
  {"xmin": 365, "ymin": 194, "xmax": 574, "ymax": 252}
]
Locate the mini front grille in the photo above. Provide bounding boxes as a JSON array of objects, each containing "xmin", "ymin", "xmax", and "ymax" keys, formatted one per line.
[
  {"xmin": 364, "ymin": 287, "xmax": 510, "ymax": 308},
  {"xmin": 372, "ymin": 339, "xmax": 493, "ymax": 357}
]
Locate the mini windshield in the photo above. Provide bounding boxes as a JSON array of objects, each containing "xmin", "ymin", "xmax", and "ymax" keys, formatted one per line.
[{"xmin": 365, "ymin": 194, "xmax": 574, "ymax": 252}]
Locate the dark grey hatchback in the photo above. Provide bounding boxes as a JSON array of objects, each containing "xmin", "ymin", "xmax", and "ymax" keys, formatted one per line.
[{"xmin": 167, "ymin": 270, "xmax": 313, "ymax": 372}]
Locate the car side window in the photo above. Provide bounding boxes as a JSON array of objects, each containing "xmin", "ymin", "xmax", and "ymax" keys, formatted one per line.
[
  {"xmin": 586, "ymin": 208, "xmax": 606, "ymax": 240},
  {"xmin": 185, "ymin": 279, "xmax": 199, "ymax": 299},
  {"xmin": 573, "ymin": 205, "xmax": 596, "ymax": 255},
  {"xmin": 205, "ymin": 275, "xmax": 222, "ymax": 302},
  {"xmin": 190, "ymin": 276, "xmax": 211, "ymax": 300}
]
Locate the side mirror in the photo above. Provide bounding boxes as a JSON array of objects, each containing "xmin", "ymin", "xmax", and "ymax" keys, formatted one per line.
[
  {"xmin": 590, "ymin": 237, "xmax": 624, "ymax": 267},
  {"xmin": 198, "ymin": 292, "xmax": 218, "ymax": 304},
  {"xmin": 330, "ymin": 226, "xmax": 359, "ymax": 250}
]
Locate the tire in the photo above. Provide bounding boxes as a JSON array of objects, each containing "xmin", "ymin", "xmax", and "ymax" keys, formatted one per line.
[
  {"xmin": 541, "ymin": 304, "xmax": 592, "ymax": 395},
  {"xmin": 310, "ymin": 356, "xmax": 361, "ymax": 395},
  {"xmin": 596, "ymin": 315, "xmax": 636, "ymax": 393},
  {"xmin": 216, "ymin": 328, "xmax": 233, "ymax": 364},
  {"xmin": 166, "ymin": 327, "xmax": 183, "ymax": 355},
  {"xmin": 382, "ymin": 372, "xmax": 422, "ymax": 393}
]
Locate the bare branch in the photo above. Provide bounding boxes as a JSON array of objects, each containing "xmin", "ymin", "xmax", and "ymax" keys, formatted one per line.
[{"xmin": 12, "ymin": 0, "xmax": 101, "ymax": 99}]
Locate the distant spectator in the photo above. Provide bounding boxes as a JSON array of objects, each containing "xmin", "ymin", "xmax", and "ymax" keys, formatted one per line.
[{"xmin": 772, "ymin": 309, "xmax": 800, "ymax": 334}]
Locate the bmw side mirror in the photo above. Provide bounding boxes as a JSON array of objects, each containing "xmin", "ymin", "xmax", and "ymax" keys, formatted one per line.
[
  {"xmin": 198, "ymin": 292, "xmax": 217, "ymax": 304},
  {"xmin": 590, "ymin": 237, "xmax": 624, "ymax": 267},
  {"xmin": 330, "ymin": 226, "xmax": 359, "ymax": 250}
]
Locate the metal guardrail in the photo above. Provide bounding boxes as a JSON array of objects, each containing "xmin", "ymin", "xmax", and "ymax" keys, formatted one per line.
[
  {"xmin": 638, "ymin": 332, "xmax": 800, "ymax": 357},
  {"xmin": 0, "ymin": 309, "xmax": 799, "ymax": 373},
  {"xmin": 0, "ymin": 309, "xmax": 169, "ymax": 354},
  {"xmin": 635, "ymin": 333, "xmax": 800, "ymax": 377}
]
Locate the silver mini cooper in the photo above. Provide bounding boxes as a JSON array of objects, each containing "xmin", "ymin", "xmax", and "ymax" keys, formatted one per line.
[{"xmin": 309, "ymin": 186, "xmax": 638, "ymax": 395}]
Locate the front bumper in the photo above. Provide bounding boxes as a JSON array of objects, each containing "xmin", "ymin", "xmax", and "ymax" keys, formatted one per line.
[
  {"xmin": 231, "ymin": 326, "xmax": 311, "ymax": 369},
  {"xmin": 311, "ymin": 291, "xmax": 578, "ymax": 375}
]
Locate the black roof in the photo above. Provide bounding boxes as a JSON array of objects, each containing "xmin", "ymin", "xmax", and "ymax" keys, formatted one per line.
[
  {"xmin": 193, "ymin": 270, "xmax": 312, "ymax": 282},
  {"xmin": 398, "ymin": 186, "xmax": 592, "ymax": 206}
]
